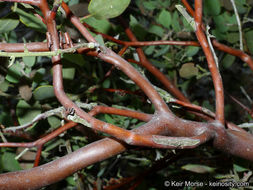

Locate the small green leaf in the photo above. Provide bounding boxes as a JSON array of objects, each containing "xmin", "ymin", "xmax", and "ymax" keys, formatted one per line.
[
  {"xmin": 16, "ymin": 100, "xmax": 41, "ymax": 125},
  {"xmin": 182, "ymin": 164, "xmax": 215, "ymax": 173},
  {"xmin": 44, "ymin": 139, "xmax": 65, "ymax": 152},
  {"xmin": 172, "ymin": 12, "xmax": 181, "ymax": 32},
  {"xmin": 0, "ymin": 80, "xmax": 9, "ymax": 92},
  {"xmin": 0, "ymin": 108, "xmax": 13, "ymax": 126},
  {"xmin": 143, "ymin": 1, "xmax": 156, "ymax": 10},
  {"xmin": 154, "ymin": 46, "xmax": 170, "ymax": 57},
  {"xmin": 88, "ymin": 0, "xmax": 131, "ymax": 19},
  {"xmin": 33, "ymin": 85, "xmax": 55, "ymax": 101},
  {"xmin": 211, "ymin": 29, "xmax": 227, "ymax": 41},
  {"xmin": 0, "ymin": 19, "xmax": 19, "ymax": 33},
  {"xmin": 144, "ymin": 45, "xmax": 155, "ymax": 55},
  {"xmin": 179, "ymin": 63, "xmax": 199, "ymax": 79},
  {"xmin": 233, "ymin": 164, "xmax": 248, "ymax": 172},
  {"xmin": 63, "ymin": 68, "xmax": 76, "ymax": 80},
  {"xmin": 82, "ymin": 17, "xmax": 111, "ymax": 33},
  {"xmin": 14, "ymin": 7, "xmax": 47, "ymax": 32},
  {"xmin": 157, "ymin": 9, "xmax": 171, "ymax": 29},
  {"xmin": 234, "ymin": 0, "xmax": 248, "ymax": 14},
  {"xmin": 221, "ymin": 54, "xmax": 235, "ymax": 68},
  {"xmin": 214, "ymin": 15, "xmax": 228, "ymax": 33},
  {"xmin": 245, "ymin": 30, "xmax": 253, "ymax": 55},
  {"xmin": 62, "ymin": 54, "xmax": 86, "ymax": 67},
  {"xmin": 66, "ymin": 176, "xmax": 76, "ymax": 186},
  {"xmin": 185, "ymin": 46, "xmax": 200, "ymax": 57},
  {"xmin": 129, "ymin": 15, "xmax": 147, "ymax": 40},
  {"xmin": 104, "ymin": 114, "xmax": 115, "ymax": 124},
  {"xmin": 5, "ymin": 62, "xmax": 23, "ymax": 84},
  {"xmin": 204, "ymin": 0, "xmax": 221, "ymax": 16},
  {"xmin": 148, "ymin": 25, "xmax": 164, "ymax": 37},
  {"xmin": 95, "ymin": 34, "xmax": 105, "ymax": 46},
  {"xmin": 226, "ymin": 32, "xmax": 239, "ymax": 43},
  {"xmin": 1, "ymin": 152, "xmax": 21, "ymax": 172},
  {"xmin": 48, "ymin": 116, "xmax": 61, "ymax": 129},
  {"xmin": 102, "ymin": 79, "xmax": 110, "ymax": 88},
  {"xmin": 23, "ymin": 56, "xmax": 36, "ymax": 67}
]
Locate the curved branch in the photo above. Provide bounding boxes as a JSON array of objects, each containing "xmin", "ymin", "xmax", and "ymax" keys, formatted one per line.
[
  {"xmin": 1, "ymin": 121, "xmax": 253, "ymax": 189},
  {"xmin": 89, "ymin": 106, "xmax": 152, "ymax": 122},
  {"xmin": 181, "ymin": 0, "xmax": 253, "ymax": 72},
  {"xmin": 195, "ymin": 0, "xmax": 225, "ymax": 125}
]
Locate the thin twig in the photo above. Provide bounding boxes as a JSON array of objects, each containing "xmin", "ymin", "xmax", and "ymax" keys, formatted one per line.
[
  {"xmin": 0, "ymin": 42, "xmax": 98, "ymax": 57},
  {"xmin": 3, "ymin": 102, "xmax": 97, "ymax": 132},
  {"xmin": 229, "ymin": 0, "xmax": 243, "ymax": 51}
]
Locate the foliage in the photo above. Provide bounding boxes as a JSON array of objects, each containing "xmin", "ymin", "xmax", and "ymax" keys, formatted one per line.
[{"xmin": 0, "ymin": 0, "xmax": 253, "ymax": 189}]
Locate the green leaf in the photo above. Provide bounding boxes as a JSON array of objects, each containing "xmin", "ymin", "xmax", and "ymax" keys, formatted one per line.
[
  {"xmin": 63, "ymin": 68, "xmax": 76, "ymax": 80},
  {"xmin": 23, "ymin": 56, "xmax": 36, "ymax": 67},
  {"xmin": 154, "ymin": 46, "xmax": 170, "ymax": 57},
  {"xmin": 104, "ymin": 114, "xmax": 115, "ymax": 124},
  {"xmin": 14, "ymin": 7, "xmax": 47, "ymax": 32},
  {"xmin": 172, "ymin": 12, "xmax": 181, "ymax": 32},
  {"xmin": 157, "ymin": 9, "xmax": 171, "ymax": 29},
  {"xmin": 0, "ymin": 107, "xmax": 13, "ymax": 126},
  {"xmin": 1, "ymin": 152, "xmax": 21, "ymax": 172},
  {"xmin": 148, "ymin": 25, "xmax": 164, "ymax": 37},
  {"xmin": 0, "ymin": 19, "xmax": 19, "ymax": 33},
  {"xmin": 220, "ymin": 54, "xmax": 235, "ymax": 69},
  {"xmin": 144, "ymin": 45, "xmax": 155, "ymax": 55},
  {"xmin": 150, "ymin": 59, "xmax": 167, "ymax": 68},
  {"xmin": 185, "ymin": 46, "xmax": 200, "ymax": 57},
  {"xmin": 66, "ymin": 176, "xmax": 76, "ymax": 186},
  {"xmin": 102, "ymin": 79, "xmax": 110, "ymax": 88},
  {"xmin": 214, "ymin": 12, "xmax": 237, "ymax": 33},
  {"xmin": 214, "ymin": 15, "xmax": 228, "ymax": 33},
  {"xmin": 16, "ymin": 100, "xmax": 41, "ymax": 125},
  {"xmin": 235, "ymin": 0, "xmax": 248, "ymax": 14},
  {"xmin": 211, "ymin": 29, "xmax": 227, "ymax": 41},
  {"xmin": 0, "ymin": 80, "xmax": 9, "ymax": 92},
  {"xmin": 179, "ymin": 63, "xmax": 199, "ymax": 79},
  {"xmin": 182, "ymin": 164, "xmax": 215, "ymax": 173},
  {"xmin": 129, "ymin": 15, "xmax": 147, "ymax": 40},
  {"xmin": 44, "ymin": 139, "xmax": 65, "ymax": 152},
  {"xmin": 62, "ymin": 54, "xmax": 86, "ymax": 67},
  {"xmin": 245, "ymin": 30, "xmax": 253, "ymax": 55},
  {"xmin": 204, "ymin": 0, "xmax": 221, "ymax": 16},
  {"xmin": 226, "ymin": 32, "xmax": 239, "ymax": 43},
  {"xmin": 88, "ymin": 0, "xmax": 131, "ymax": 19},
  {"xmin": 233, "ymin": 164, "xmax": 248, "ymax": 172},
  {"xmin": 48, "ymin": 116, "xmax": 61, "ymax": 129},
  {"xmin": 83, "ymin": 17, "xmax": 111, "ymax": 33},
  {"xmin": 95, "ymin": 34, "xmax": 105, "ymax": 46},
  {"xmin": 33, "ymin": 85, "xmax": 55, "ymax": 101},
  {"xmin": 143, "ymin": 1, "xmax": 156, "ymax": 10},
  {"xmin": 5, "ymin": 62, "xmax": 23, "ymax": 84}
]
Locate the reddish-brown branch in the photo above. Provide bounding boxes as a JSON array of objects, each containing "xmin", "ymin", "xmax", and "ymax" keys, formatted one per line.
[
  {"xmin": 0, "ymin": 1, "xmax": 253, "ymax": 189},
  {"xmin": 228, "ymin": 94, "xmax": 253, "ymax": 118},
  {"xmin": 212, "ymin": 40, "xmax": 253, "ymax": 71},
  {"xmin": 195, "ymin": 0, "xmax": 225, "ymax": 125},
  {"xmin": 181, "ymin": 0, "xmax": 253, "ymax": 72},
  {"xmin": 119, "ymin": 17, "xmax": 190, "ymax": 103},
  {"xmin": 1, "ymin": 120, "xmax": 253, "ymax": 189},
  {"xmin": 0, "ymin": 122, "xmax": 77, "ymax": 148},
  {"xmin": 89, "ymin": 106, "xmax": 152, "ymax": 122},
  {"xmin": 33, "ymin": 145, "xmax": 43, "ymax": 167}
]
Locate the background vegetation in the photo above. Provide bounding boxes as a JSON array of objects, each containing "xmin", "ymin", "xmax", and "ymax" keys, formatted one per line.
[{"xmin": 0, "ymin": 0, "xmax": 253, "ymax": 189}]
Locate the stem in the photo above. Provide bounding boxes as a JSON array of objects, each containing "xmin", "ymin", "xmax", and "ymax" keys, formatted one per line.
[{"xmin": 195, "ymin": 0, "xmax": 225, "ymax": 125}]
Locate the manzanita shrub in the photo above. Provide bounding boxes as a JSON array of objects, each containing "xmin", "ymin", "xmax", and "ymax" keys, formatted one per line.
[{"xmin": 0, "ymin": 0, "xmax": 253, "ymax": 189}]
